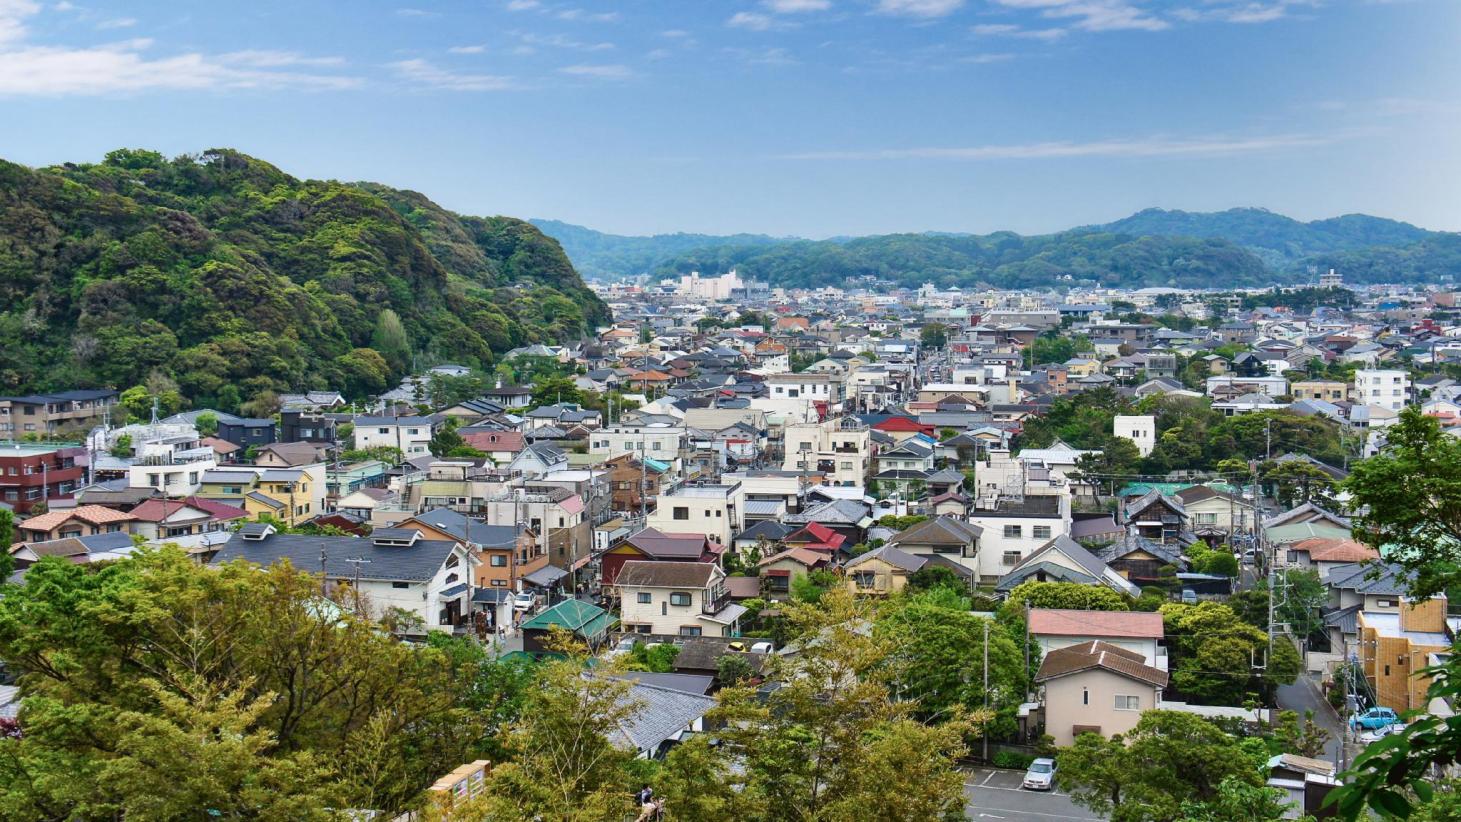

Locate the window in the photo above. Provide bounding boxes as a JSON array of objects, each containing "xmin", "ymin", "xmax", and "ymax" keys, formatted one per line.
[
  {"xmin": 1115, "ymin": 695, "xmax": 1141, "ymax": 711},
  {"xmin": 669, "ymin": 592, "xmax": 692, "ymax": 607},
  {"xmin": 1003, "ymin": 524, "xmax": 1022, "ymax": 538},
  {"xmin": 853, "ymin": 571, "xmax": 876, "ymax": 589},
  {"xmin": 392, "ymin": 582, "xmax": 410, "ymax": 589},
  {"xmin": 1002, "ymin": 550, "xmax": 1021, "ymax": 567},
  {"xmin": 446, "ymin": 554, "xmax": 460, "ymax": 568},
  {"xmin": 1385, "ymin": 665, "xmax": 1391, "ymax": 677},
  {"xmin": 634, "ymin": 623, "xmax": 653, "ymax": 634},
  {"xmin": 1377, "ymin": 599, "xmax": 1396, "ymax": 608},
  {"xmin": 637, "ymin": 592, "xmax": 652, "ymax": 604},
  {"xmin": 673, "ymin": 506, "xmax": 689, "ymax": 520},
  {"xmin": 492, "ymin": 579, "xmax": 507, "ymax": 586},
  {"xmin": 1197, "ymin": 513, "xmax": 1217, "ymax": 524},
  {"xmin": 1082, "ymin": 688, "xmax": 1089, "ymax": 705},
  {"xmin": 679, "ymin": 626, "xmax": 703, "ymax": 637},
  {"xmin": 378, "ymin": 428, "xmax": 389, "ymax": 434},
  {"xmin": 1033, "ymin": 525, "xmax": 1052, "ymax": 540},
  {"xmin": 490, "ymin": 555, "xmax": 507, "ymax": 567}
]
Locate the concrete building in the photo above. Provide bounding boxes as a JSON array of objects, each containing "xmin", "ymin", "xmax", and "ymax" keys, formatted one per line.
[
  {"xmin": 0, "ymin": 443, "xmax": 87, "ymax": 514},
  {"xmin": 646, "ymin": 482, "xmax": 745, "ymax": 545},
  {"xmin": 780, "ymin": 416, "xmax": 871, "ymax": 487},
  {"xmin": 1354, "ymin": 369, "xmax": 1411, "ymax": 412},
  {"xmin": 352, "ymin": 416, "xmax": 438, "ymax": 457},
  {"xmin": 1113, "ymin": 415, "xmax": 1156, "ymax": 457}
]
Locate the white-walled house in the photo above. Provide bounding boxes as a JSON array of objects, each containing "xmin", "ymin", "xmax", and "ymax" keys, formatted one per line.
[
  {"xmin": 967, "ymin": 494, "xmax": 1072, "ymax": 584},
  {"xmin": 646, "ymin": 482, "xmax": 745, "ymax": 545},
  {"xmin": 614, "ymin": 559, "xmax": 745, "ymax": 637},
  {"xmin": 1113, "ymin": 415, "xmax": 1156, "ymax": 457},
  {"xmin": 353, "ymin": 416, "xmax": 438, "ymax": 457},
  {"xmin": 1354, "ymin": 369, "xmax": 1410, "ymax": 412},
  {"xmin": 1028, "ymin": 608, "xmax": 1166, "ymax": 670},
  {"xmin": 211, "ymin": 523, "xmax": 479, "ymax": 634}
]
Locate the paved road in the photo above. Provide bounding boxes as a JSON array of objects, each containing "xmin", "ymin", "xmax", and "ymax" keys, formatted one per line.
[
  {"xmin": 964, "ymin": 768, "xmax": 1102, "ymax": 821},
  {"xmin": 1276, "ymin": 672, "xmax": 1346, "ymax": 764}
]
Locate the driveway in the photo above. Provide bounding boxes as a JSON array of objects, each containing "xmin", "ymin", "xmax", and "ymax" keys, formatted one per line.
[{"xmin": 964, "ymin": 768, "xmax": 1103, "ymax": 821}]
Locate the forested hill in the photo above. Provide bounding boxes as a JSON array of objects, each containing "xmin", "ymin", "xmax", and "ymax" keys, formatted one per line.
[
  {"xmin": 534, "ymin": 209, "xmax": 1459, "ymax": 289},
  {"xmin": 1085, "ymin": 207, "xmax": 1437, "ymax": 267},
  {"xmin": 0, "ymin": 149, "xmax": 608, "ymax": 406},
  {"xmin": 529, "ymin": 218, "xmax": 798, "ymax": 279}
]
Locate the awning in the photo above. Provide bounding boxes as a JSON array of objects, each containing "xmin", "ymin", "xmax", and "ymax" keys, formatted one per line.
[
  {"xmin": 524, "ymin": 565, "xmax": 568, "ymax": 587},
  {"xmin": 440, "ymin": 583, "xmax": 469, "ymax": 598},
  {"xmin": 472, "ymin": 588, "xmax": 513, "ymax": 604},
  {"xmin": 701, "ymin": 603, "xmax": 748, "ymax": 625},
  {"xmin": 570, "ymin": 553, "xmax": 594, "ymax": 572}
]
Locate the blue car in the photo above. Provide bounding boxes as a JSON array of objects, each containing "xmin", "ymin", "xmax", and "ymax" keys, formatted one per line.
[{"xmin": 1350, "ymin": 707, "xmax": 1399, "ymax": 731}]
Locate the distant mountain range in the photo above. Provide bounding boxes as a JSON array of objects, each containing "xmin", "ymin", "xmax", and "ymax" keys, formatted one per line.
[{"xmin": 532, "ymin": 208, "xmax": 1460, "ymax": 290}]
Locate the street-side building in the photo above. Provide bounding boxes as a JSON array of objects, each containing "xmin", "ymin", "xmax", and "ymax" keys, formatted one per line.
[{"xmin": 614, "ymin": 560, "xmax": 745, "ymax": 637}]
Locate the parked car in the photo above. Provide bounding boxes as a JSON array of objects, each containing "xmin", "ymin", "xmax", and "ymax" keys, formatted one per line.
[
  {"xmin": 1350, "ymin": 707, "xmax": 1400, "ymax": 731},
  {"xmin": 1022, "ymin": 758, "xmax": 1057, "ymax": 791},
  {"xmin": 605, "ymin": 636, "xmax": 638, "ymax": 658},
  {"xmin": 1358, "ymin": 723, "xmax": 1405, "ymax": 743},
  {"xmin": 1180, "ymin": 588, "xmax": 1198, "ymax": 605},
  {"xmin": 512, "ymin": 591, "xmax": 537, "ymax": 612}
]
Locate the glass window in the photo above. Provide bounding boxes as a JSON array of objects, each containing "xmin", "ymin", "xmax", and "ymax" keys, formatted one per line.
[
  {"xmin": 637, "ymin": 592, "xmax": 652, "ymax": 604},
  {"xmin": 679, "ymin": 626, "xmax": 703, "ymax": 637},
  {"xmin": 669, "ymin": 592, "xmax": 692, "ymax": 607},
  {"xmin": 1033, "ymin": 525, "xmax": 1052, "ymax": 540},
  {"xmin": 1115, "ymin": 695, "xmax": 1141, "ymax": 711},
  {"xmin": 490, "ymin": 555, "xmax": 507, "ymax": 567},
  {"xmin": 1003, "ymin": 524, "xmax": 1022, "ymax": 538}
]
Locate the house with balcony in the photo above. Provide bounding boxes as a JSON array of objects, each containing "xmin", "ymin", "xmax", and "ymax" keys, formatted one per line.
[
  {"xmin": 885, "ymin": 515, "xmax": 983, "ymax": 575},
  {"xmin": 600, "ymin": 527, "xmax": 723, "ymax": 586},
  {"xmin": 0, "ymin": 389, "xmax": 119, "ymax": 437},
  {"xmin": 780, "ymin": 416, "xmax": 871, "ymax": 487},
  {"xmin": 615, "ymin": 560, "xmax": 746, "ymax": 637},
  {"xmin": 195, "ymin": 464, "xmax": 326, "ymax": 527},
  {"xmin": 646, "ymin": 482, "xmax": 745, "ymax": 546},
  {"xmin": 212, "ymin": 523, "xmax": 479, "ymax": 634},
  {"xmin": 0, "ymin": 444, "xmax": 87, "ymax": 514},
  {"xmin": 353, "ymin": 415, "xmax": 438, "ymax": 458},
  {"xmin": 967, "ymin": 493, "xmax": 1072, "ymax": 585},
  {"xmin": 1121, "ymin": 489, "xmax": 1190, "ymax": 544},
  {"xmin": 399, "ymin": 507, "xmax": 547, "ymax": 596}
]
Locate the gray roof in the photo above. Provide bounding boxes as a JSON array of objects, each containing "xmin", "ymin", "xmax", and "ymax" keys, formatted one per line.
[
  {"xmin": 409, "ymin": 508, "xmax": 521, "ymax": 548},
  {"xmin": 1325, "ymin": 562, "xmax": 1411, "ymax": 596},
  {"xmin": 612, "ymin": 680, "xmax": 717, "ymax": 754},
  {"xmin": 784, "ymin": 498, "xmax": 871, "ymax": 527},
  {"xmin": 614, "ymin": 672, "xmax": 715, "ymax": 695},
  {"xmin": 524, "ymin": 565, "xmax": 569, "ymax": 587},
  {"xmin": 737, "ymin": 520, "xmax": 794, "ymax": 542},
  {"xmin": 211, "ymin": 531, "xmax": 461, "ymax": 582},
  {"xmin": 845, "ymin": 543, "xmax": 926, "ymax": 573}
]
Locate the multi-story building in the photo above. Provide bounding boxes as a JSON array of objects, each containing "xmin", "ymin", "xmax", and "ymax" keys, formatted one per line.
[
  {"xmin": 0, "ymin": 443, "xmax": 87, "ymax": 514},
  {"xmin": 279, "ymin": 409, "xmax": 337, "ymax": 444},
  {"xmin": 1113, "ymin": 415, "xmax": 1156, "ymax": 457},
  {"xmin": 1292, "ymin": 380, "xmax": 1350, "ymax": 403},
  {"xmin": 646, "ymin": 482, "xmax": 745, "ymax": 545},
  {"xmin": 195, "ymin": 464, "xmax": 327, "ymax": 526},
  {"xmin": 1354, "ymin": 369, "xmax": 1411, "ymax": 412},
  {"xmin": 780, "ymin": 416, "xmax": 871, "ymax": 487},
  {"xmin": 968, "ymin": 493, "xmax": 1072, "ymax": 584},
  {"xmin": 0, "ymin": 390, "xmax": 119, "ymax": 437},
  {"xmin": 762, "ymin": 373, "xmax": 845, "ymax": 406},
  {"xmin": 353, "ymin": 415, "xmax": 437, "ymax": 457},
  {"xmin": 589, "ymin": 423, "xmax": 686, "ymax": 467},
  {"xmin": 1357, "ymin": 596, "xmax": 1451, "ymax": 715}
]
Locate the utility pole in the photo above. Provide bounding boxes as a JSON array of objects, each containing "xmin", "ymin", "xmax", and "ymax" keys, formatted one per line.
[
  {"xmin": 345, "ymin": 556, "xmax": 371, "ymax": 616},
  {"xmin": 1265, "ymin": 417, "xmax": 1273, "ymax": 461},
  {"xmin": 319, "ymin": 542, "xmax": 328, "ymax": 597}
]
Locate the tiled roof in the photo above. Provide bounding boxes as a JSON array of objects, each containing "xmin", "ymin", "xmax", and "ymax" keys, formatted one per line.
[
  {"xmin": 1035, "ymin": 640, "xmax": 1169, "ymax": 687},
  {"xmin": 1028, "ymin": 608, "xmax": 1164, "ymax": 639},
  {"xmin": 19, "ymin": 505, "xmax": 135, "ymax": 533},
  {"xmin": 1292, "ymin": 537, "xmax": 1378, "ymax": 564},
  {"xmin": 616, "ymin": 560, "xmax": 718, "ymax": 588},
  {"xmin": 889, "ymin": 515, "xmax": 983, "ymax": 547},
  {"xmin": 624, "ymin": 528, "xmax": 711, "ymax": 559},
  {"xmin": 128, "ymin": 496, "xmax": 248, "ymax": 523},
  {"xmin": 212, "ymin": 531, "xmax": 461, "ymax": 582},
  {"xmin": 844, "ymin": 544, "xmax": 925, "ymax": 573}
]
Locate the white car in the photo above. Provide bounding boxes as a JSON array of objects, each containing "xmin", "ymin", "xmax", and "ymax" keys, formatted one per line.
[
  {"xmin": 605, "ymin": 636, "xmax": 638, "ymax": 658},
  {"xmin": 1022, "ymin": 758, "xmax": 1057, "ymax": 791},
  {"xmin": 512, "ymin": 592, "xmax": 537, "ymax": 612}
]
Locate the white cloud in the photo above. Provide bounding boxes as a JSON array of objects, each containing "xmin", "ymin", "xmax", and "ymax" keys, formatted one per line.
[
  {"xmin": 556, "ymin": 8, "xmax": 620, "ymax": 22},
  {"xmin": 727, "ymin": 11, "xmax": 778, "ymax": 29},
  {"xmin": 646, "ymin": 48, "xmax": 673, "ymax": 60},
  {"xmin": 764, "ymin": 0, "xmax": 831, "ymax": 11},
  {"xmin": 94, "ymin": 16, "xmax": 135, "ymax": 30},
  {"xmin": 726, "ymin": 46, "xmax": 798, "ymax": 66},
  {"xmin": 992, "ymin": 0, "xmax": 1168, "ymax": 31},
  {"xmin": 447, "ymin": 44, "xmax": 488, "ymax": 54},
  {"xmin": 390, "ymin": 58, "xmax": 516, "ymax": 90},
  {"xmin": 778, "ymin": 133, "xmax": 1334, "ymax": 160},
  {"xmin": 219, "ymin": 50, "xmax": 346, "ymax": 67},
  {"xmin": 960, "ymin": 52, "xmax": 1015, "ymax": 63},
  {"xmin": 558, "ymin": 62, "xmax": 635, "ymax": 80},
  {"xmin": 0, "ymin": 0, "xmax": 40, "ymax": 45},
  {"xmin": 395, "ymin": 7, "xmax": 441, "ymax": 17},
  {"xmin": 505, "ymin": 0, "xmax": 540, "ymax": 8},
  {"xmin": 973, "ymin": 22, "xmax": 1067, "ymax": 39},
  {"xmin": 876, "ymin": 0, "xmax": 965, "ymax": 17},
  {"xmin": 517, "ymin": 32, "xmax": 615, "ymax": 51}
]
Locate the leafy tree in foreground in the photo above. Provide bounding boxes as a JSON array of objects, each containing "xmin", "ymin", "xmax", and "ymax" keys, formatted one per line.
[
  {"xmin": 1000, "ymin": 580, "xmax": 1132, "ymax": 615},
  {"xmin": 1327, "ymin": 408, "xmax": 1461, "ymax": 818},
  {"xmin": 1059, "ymin": 711, "xmax": 1266, "ymax": 822},
  {"xmin": 1161, "ymin": 602, "xmax": 1299, "ymax": 705}
]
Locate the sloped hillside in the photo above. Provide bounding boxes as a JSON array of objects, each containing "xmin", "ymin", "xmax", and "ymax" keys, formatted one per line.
[{"xmin": 0, "ymin": 148, "xmax": 607, "ymax": 407}]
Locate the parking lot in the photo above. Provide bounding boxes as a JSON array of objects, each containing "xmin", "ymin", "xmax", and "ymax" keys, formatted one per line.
[{"xmin": 964, "ymin": 768, "xmax": 1103, "ymax": 821}]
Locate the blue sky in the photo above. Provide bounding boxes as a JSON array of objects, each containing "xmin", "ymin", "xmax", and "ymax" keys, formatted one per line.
[{"xmin": 2, "ymin": 0, "xmax": 1458, "ymax": 238}]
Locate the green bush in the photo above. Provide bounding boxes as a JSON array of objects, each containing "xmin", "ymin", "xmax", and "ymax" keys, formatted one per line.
[{"xmin": 991, "ymin": 750, "xmax": 1037, "ymax": 770}]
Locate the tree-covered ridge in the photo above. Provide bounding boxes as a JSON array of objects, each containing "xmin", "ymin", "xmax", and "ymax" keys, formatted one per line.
[
  {"xmin": 1088, "ymin": 206, "xmax": 1436, "ymax": 265},
  {"xmin": 647, "ymin": 230, "xmax": 1274, "ymax": 290},
  {"xmin": 0, "ymin": 148, "xmax": 607, "ymax": 406},
  {"xmin": 528, "ymin": 218, "xmax": 798, "ymax": 279}
]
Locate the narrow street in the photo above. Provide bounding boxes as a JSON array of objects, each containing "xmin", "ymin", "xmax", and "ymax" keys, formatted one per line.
[{"xmin": 1276, "ymin": 673, "xmax": 1347, "ymax": 765}]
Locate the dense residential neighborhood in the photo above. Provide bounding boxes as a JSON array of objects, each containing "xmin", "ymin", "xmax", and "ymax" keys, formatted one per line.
[{"xmin": 5, "ymin": 271, "xmax": 1461, "ymax": 819}]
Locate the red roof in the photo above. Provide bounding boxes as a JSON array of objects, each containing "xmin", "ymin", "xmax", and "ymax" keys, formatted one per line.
[
  {"xmin": 873, "ymin": 417, "xmax": 935, "ymax": 434},
  {"xmin": 785, "ymin": 522, "xmax": 848, "ymax": 550},
  {"xmin": 1292, "ymin": 537, "xmax": 1378, "ymax": 564},
  {"xmin": 1028, "ymin": 609, "xmax": 1164, "ymax": 640},
  {"xmin": 462, "ymin": 431, "xmax": 525, "ymax": 452},
  {"xmin": 130, "ymin": 496, "xmax": 249, "ymax": 523}
]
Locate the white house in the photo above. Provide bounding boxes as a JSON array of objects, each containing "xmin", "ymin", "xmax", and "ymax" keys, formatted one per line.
[
  {"xmin": 1113, "ymin": 415, "xmax": 1156, "ymax": 457},
  {"xmin": 590, "ymin": 423, "xmax": 686, "ymax": 464},
  {"xmin": 211, "ymin": 524, "xmax": 479, "ymax": 634},
  {"xmin": 780, "ymin": 416, "xmax": 871, "ymax": 487},
  {"xmin": 646, "ymin": 482, "xmax": 745, "ymax": 545},
  {"xmin": 967, "ymin": 494, "xmax": 1072, "ymax": 584},
  {"xmin": 614, "ymin": 560, "xmax": 746, "ymax": 637},
  {"xmin": 353, "ymin": 416, "xmax": 438, "ymax": 457},
  {"xmin": 762, "ymin": 373, "xmax": 845, "ymax": 405},
  {"xmin": 1028, "ymin": 608, "xmax": 1167, "ymax": 670}
]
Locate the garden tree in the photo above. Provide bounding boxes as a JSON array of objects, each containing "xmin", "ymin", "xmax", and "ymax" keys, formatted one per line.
[
  {"xmin": 427, "ymin": 417, "xmax": 483, "ymax": 459},
  {"xmin": 1028, "ymin": 330, "xmax": 1092, "ymax": 366},
  {"xmin": 1059, "ymin": 711, "xmax": 1264, "ymax": 822},
  {"xmin": 108, "ymin": 433, "xmax": 133, "ymax": 458},
  {"xmin": 706, "ymin": 589, "xmax": 979, "ymax": 822},
  {"xmin": 479, "ymin": 645, "xmax": 638, "ymax": 822},
  {"xmin": 422, "ymin": 634, "xmax": 536, "ymax": 762},
  {"xmin": 790, "ymin": 568, "xmax": 841, "ymax": 603},
  {"xmin": 194, "ymin": 410, "xmax": 219, "ymax": 437},
  {"xmin": 1019, "ymin": 387, "xmax": 1134, "ymax": 450},
  {"xmin": 530, "ymin": 376, "xmax": 585, "ymax": 408},
  {"xmin": 1000, "ymin": 580, "xmax": 1132, "ymax": 615},
  {"xmin": 1259, "ymin": 459, "xmax": 1339, "ymax": 509},
  {"xmin": 0, "ymin": 549, "xmax": 483, "ymax": 817},
  {"xmin": 905, "ymin": 564, "xmax": 969, "ymax": 595},
  {"xmin": 1160, "ymin": 602, "xmax": 1300, "ymax": 705},
  {"xmin": 342, "ymin": 445, "xmax": 405, "ymax": 465},
  {"xmin": 920, "ymin": 322, "xmax": 949, "ymax": 349},
  {"xmin": 240, "ymin": 389, "xmax": 281, "ymax": 419},
  {"xmin": 716, "ymin": 653, "xmax": 754, "ymax": 687},
  {"xmin": 657, "ymin": 736, "xmax": 743, "ymax": 822},
  {"xmin": 1326, "ymin": 408, "xmax": 1461, "ymax": 819},
  {"xmin": 1072, "ymin": 437, "xmax": 1143, "ymax": 487},
  {"xmin": 876, "ymin": 514, "xmax": 928, "ymax": 531},
  {"xmin": 1188, "ymin": 543, "xmax": 1239, "ymax": 578},
  {"xmin": 370, "ymin": 309, "xmax": 412, "ymax": 373},
  {"xmin": 877, "ymin": 592, "xmax": 1025, "ymax": 734},
  {"xmin": 1177, "ymin": 777, "xmax": 1310, "ymax": 822},
  {"xmin": 624, "ymin": 642, "xmax": 680, "ymax": 673},
  {"xmin": 1272, "ymin": 709, "xmax": 1331, "ymax": 760}
]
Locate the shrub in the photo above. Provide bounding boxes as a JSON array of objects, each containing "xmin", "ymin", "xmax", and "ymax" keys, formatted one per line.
[{"xmin": 991, "ymin": 750, "xmax": 1037, "ymax": 770}]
